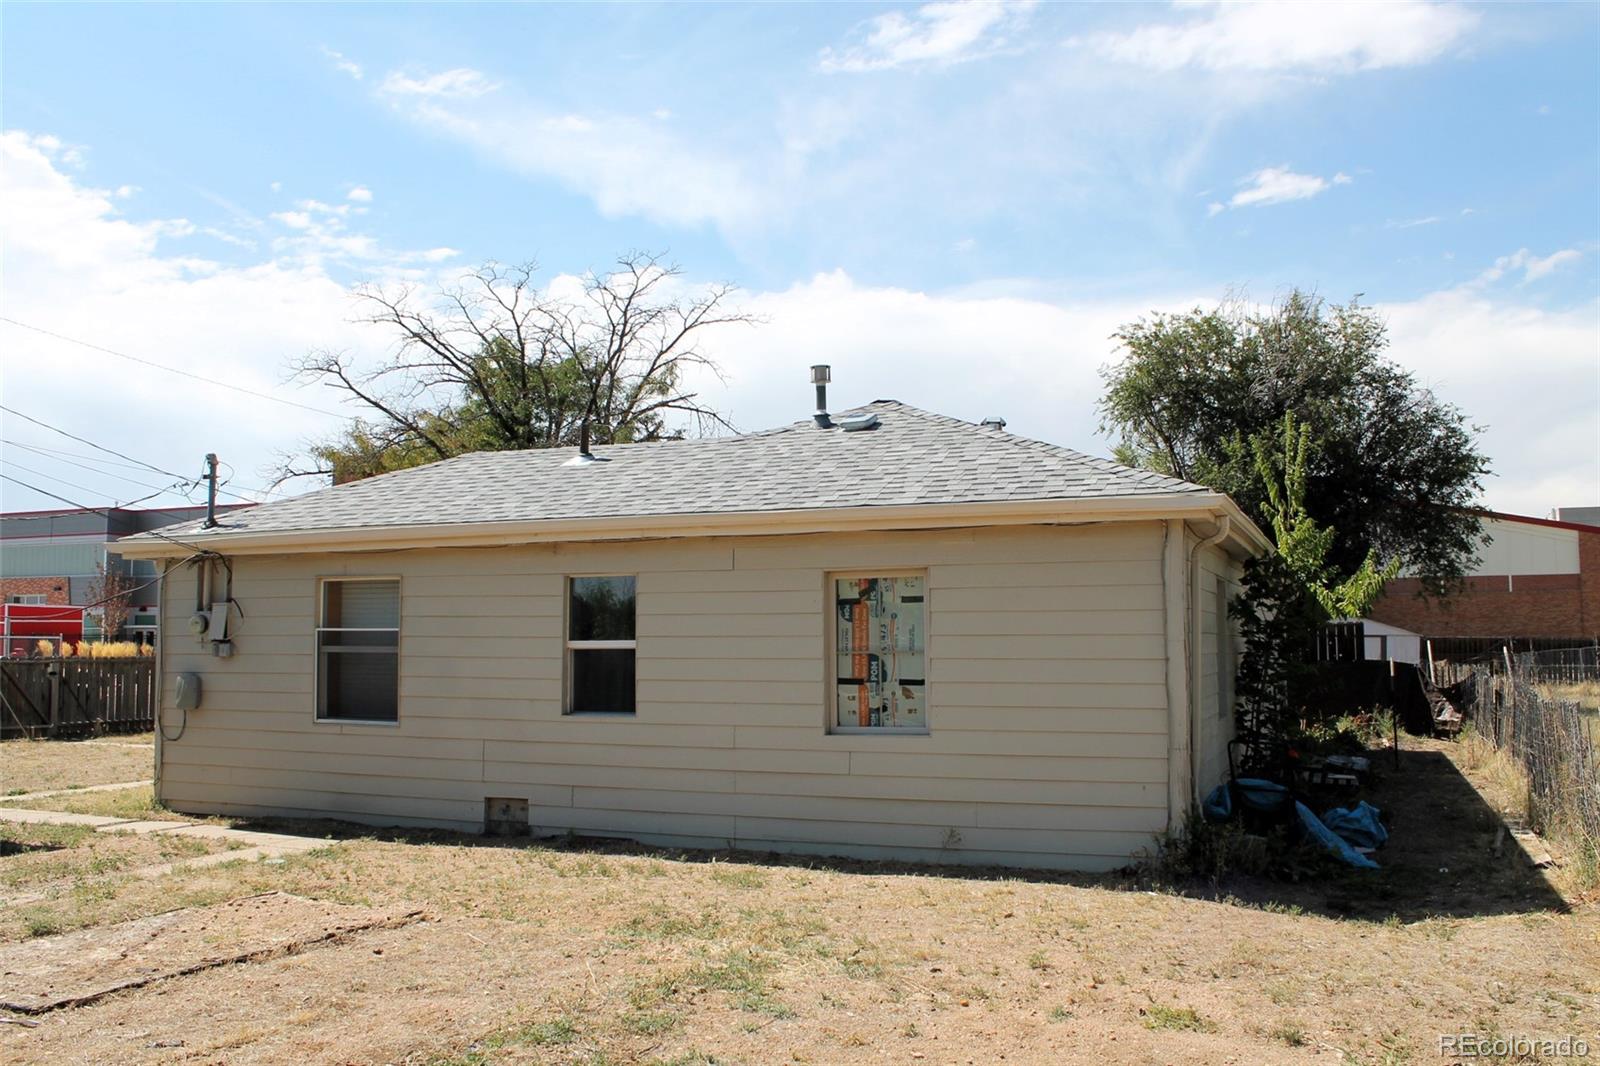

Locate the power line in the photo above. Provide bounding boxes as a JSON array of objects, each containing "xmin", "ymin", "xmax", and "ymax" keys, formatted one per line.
[
  {"xmin": 6, "ymin": 441, "xmax": 200, "ymax": 497},
  {"xmin": 0, "ymin": 473, "xmax": 215, "ymax": 555},
  {"xmin": 0, "ymin": 457, "xmax": 193, "ymax": 508},
  {"xmin": 0, "ymin": 405, "xmax": 267, "ymax": 500},
  {"xmin": 0, "ymin": 315, "xmax": 349, "ymax": 418},
  {"xmin": 2, "ymin": 439, "xmax": 170, "ymax": 474}
]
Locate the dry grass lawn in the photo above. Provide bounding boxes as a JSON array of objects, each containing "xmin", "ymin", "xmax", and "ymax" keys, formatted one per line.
[
  {"xmin": 1, "ymin": 733, "xmax": 154, "ymax": 795},
  {"xmin": 0, "ymin": 738, "xmax": 1595, "ymax": 1065}
]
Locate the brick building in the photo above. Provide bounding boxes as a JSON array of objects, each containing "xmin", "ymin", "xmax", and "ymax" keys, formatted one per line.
[
  {"xmin": 1367, "ymin": 511, "xmax": 1600, "ymax": 641},
  {"xmin": 1, "ymin": 504, "xmax": 249, "ymax": 638}
]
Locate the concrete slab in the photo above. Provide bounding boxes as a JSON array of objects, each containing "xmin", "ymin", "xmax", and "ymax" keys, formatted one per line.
[
  {"xmin": 96, "ymin": 819, "xmax": 195, "ymax": 834},
  {"xmin": 1, "ymin": 780, "xmax": 151, "ymax": 804},
  {"xmin": 0, "ymin": 809, "xmax": 123, "ymax": 828},
  {"xmin": 0, "ymin": 892, "xmax": 425, "ymax": 1014}
]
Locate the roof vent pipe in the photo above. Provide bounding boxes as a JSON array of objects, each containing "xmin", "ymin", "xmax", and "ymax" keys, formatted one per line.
[
  {"xmin": 811, "ymin": 364, "xmax": 832, "ymax": 428},
  {"xmin": 980, "ymin": 416, "xmax": 1007, "ymax": 430},
  {"xmin": 579, "ymin": 422, "xmax": 592, "ymax": 457}
]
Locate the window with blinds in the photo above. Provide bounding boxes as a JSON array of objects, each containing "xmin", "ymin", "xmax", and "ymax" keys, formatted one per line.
[{"xmin": 316, "ymin": 578, "xmax": 400, "ymax": 722}]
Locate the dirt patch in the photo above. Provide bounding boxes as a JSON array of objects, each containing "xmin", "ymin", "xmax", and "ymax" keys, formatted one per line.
[
  {"xmin": 0, "ymin": 891, "xmax": 424, "ymax": 1014},
  {"xmin": 1190, "ymin": 737, "xmax": 1577, "ymax": 919},
  {"xmin": 0, "ymin": 735, "xmax": 153, "ymax": 795}
]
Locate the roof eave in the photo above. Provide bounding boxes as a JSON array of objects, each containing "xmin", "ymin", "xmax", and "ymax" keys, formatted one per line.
[{"xmin": 116, "ymin": 493, "xmax": 1271, "ymax": 559}]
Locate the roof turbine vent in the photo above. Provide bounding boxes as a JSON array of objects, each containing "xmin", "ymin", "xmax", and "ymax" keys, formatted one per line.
[
  {"xmin": 980, "ymin": 416, "xmax": 1007, "ymax": 431},
  {"xmin": 811, "ymin": 364, "xmax": 832, "ymax": 428}
]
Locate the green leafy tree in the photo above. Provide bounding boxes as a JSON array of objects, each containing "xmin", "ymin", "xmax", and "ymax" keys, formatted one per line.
[
  {"xmin": 1229, "ymin": 416, "xmax": 1401, "ymax": 769},
  {"xmin": 283, "ymin": 255, "xmax": 754, "ymax": 484},
  {"xmin": 1255, "ymin": 413, "xmax": 1399, "ymax": 621},
  {"xmin": 1099, "ymin": 291, "xmax": 1488, "ymax": 594}
]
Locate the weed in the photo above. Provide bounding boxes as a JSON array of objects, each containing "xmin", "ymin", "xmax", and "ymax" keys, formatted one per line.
[
  {"xmin": 1141, "ymin": 1005, "xmax": 1214, "ymax": 1033},
  {"xmin": 622, "ymin": 1009, "xmax": 681, "ymax": 1036},
  {"xmin": 686, "ymin": 950, "xmax": 792, "ymax": 1016},
  {"xmin": 1272, "ymin": 1022, "xmax": 1307, "ymax": 1046},
  {"xmin": 488, "ymin": 1016, "xmax": 578, "ymax": 1048},
  {"xmin": 21, "ymin": 908, "xmax": 63, "ymax": 937},
  {"xmin": 709, "ymin": 865, "xmax": 768, "ymax": 889},
  {"xmin": 612, "ymin": 905, "xmax": 725, "ymax": 944}
]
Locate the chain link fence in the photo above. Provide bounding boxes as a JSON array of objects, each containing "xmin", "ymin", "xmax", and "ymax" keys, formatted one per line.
[{"xmin": 1460, "ymin": 650, "xmax": 1599, "ymax": 869}]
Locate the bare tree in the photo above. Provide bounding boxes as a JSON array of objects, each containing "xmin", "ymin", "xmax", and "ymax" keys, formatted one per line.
[
  {"xmin": 87, "ymin": 562, "xmax": 134, "ymax": 640},
  {"xmin": 282, "ymin": 254, "xmax": 755, "ymax": 484}
]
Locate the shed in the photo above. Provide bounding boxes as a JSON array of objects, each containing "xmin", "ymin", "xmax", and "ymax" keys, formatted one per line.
[{"xmin": 119, "ymin": 398, "xmax": 1268, "ymax": 871}]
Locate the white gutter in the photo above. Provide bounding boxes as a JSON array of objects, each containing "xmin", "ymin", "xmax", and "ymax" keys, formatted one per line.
[
  {"xmin": 1162, "ymin": 519, "xmax": 1191, "ymax": 833},
  {"xmin": 119, "ymin": 493, "xmax": 1271, "ymax": 560},
  {"xmin": 1188, "ymin": 514, "xmax": 1231, "ymax": 807}
]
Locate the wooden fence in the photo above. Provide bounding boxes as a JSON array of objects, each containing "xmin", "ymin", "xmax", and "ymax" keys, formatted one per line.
[{"xmin": 0, "ymin": 658, "xmax": 156, "ymax": 739}]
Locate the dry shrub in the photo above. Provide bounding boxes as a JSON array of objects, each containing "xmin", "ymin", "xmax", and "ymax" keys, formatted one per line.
[{"xmin": 29, "ymin": 640, "xmax": 149, "ymax": 659}]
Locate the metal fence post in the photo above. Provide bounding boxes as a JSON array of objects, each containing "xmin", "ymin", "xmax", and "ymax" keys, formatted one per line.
[{"xmin": 47, "ymin": 664, "xmax": 60, "ymax": 738}]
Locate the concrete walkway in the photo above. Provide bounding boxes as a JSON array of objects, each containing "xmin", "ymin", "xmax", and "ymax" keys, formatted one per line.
[
  {"xmin": 0, "ymin": 806, "xmax": 331, "ymax": 861},
  {"xmin": 2, "ymin": 780, "xmax": 151, "ymax": 804}
]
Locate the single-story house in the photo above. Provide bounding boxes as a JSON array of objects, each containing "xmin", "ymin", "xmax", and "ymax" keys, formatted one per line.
[{"xmin": 119, "ymin": 391, "xmax": 1268, "ymax": 871}]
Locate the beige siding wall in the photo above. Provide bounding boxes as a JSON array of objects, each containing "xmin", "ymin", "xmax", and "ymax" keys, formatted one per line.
[
  {"xmin": 1194, "ymin": 543, "xmax": 1243, "ymax": 798},
  {"xmin": 158, "ymin": 523, "xmax": 1173, "ymax": 871}
]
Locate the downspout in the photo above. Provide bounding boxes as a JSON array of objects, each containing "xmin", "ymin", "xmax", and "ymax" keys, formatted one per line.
[
  {"xmin": 1188, "ymin": 514, "xmax": 1231, "ymax": 806},
  {"xmin": 152, "ymin": 563, "xmax": 169, "ymax": 805},
  {"xmin": 1162, "ymin": 519, "xmax": 1191, "ymax": 833}
]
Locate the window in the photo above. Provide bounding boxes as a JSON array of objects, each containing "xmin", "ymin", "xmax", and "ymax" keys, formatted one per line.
[
  {"xmin": 7, "ymin": 595, "xmax": 46, "ymax": 605},
  {"xmin": 566, "ymin": 576, "xmax": 636, "ymax": 714},
  {"xmin": 832, "ymin": 574, "xmax": 927, "ymax": 732},
  {"xmin": 316, "ymin": 578, "xmax": 400, "ymax": 722}
]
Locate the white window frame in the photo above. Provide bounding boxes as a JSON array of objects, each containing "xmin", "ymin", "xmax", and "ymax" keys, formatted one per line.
[
  {"xmin": 314, "ymin": 576, "xmax": 401, "ymax": 726},
  {"xmin": 7, "ymin": 594, "xmax": 47, "ymax": 605},
  {"xmin": 564, "ymin": 575, "xmax": 638, "ymax": 716},
  {"xmin": 826, "ymin": 568, "xmax": 931, "ymax": 736}
]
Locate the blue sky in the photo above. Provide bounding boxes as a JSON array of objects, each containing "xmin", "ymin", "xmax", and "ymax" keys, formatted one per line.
[{"xmin": 2, "ymin": 1, "xmax": 1597, "ymax": 517}]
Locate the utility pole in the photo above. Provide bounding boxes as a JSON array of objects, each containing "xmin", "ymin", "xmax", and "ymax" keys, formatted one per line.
[{"xmin": 203, "ymin": 453, "xmax": 219, "ymax": 528}]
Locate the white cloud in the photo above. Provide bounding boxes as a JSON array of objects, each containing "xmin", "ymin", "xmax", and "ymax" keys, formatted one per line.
[
  {"xmin": 1083, "ymin": 0, "xmax": 1477, "ymax": 75},
  {"xmin": 691, "ymin": 271, "xmax": 1596, "ymax": 518},
  {"xmin": 1477, "ymin": 247, "xmax": 1584, "ymax": 286},
  {"xmin": 1388, "ymin": 215, "xmax": 1441, "ymax": 229},
  {"xmin": 819, "ymin": 0, "xmax": 1037, "ymax": 73},
  {"xmin": 320, "ymin": 46, "xmax": 363, "ymax": 81},
  {"xmin": 1384, "ymin": 287, "xmax": 1599, "ymax": 515},
  {"xmin": 0, "ymin": 132, "xmax": 466, "ymax": 512},
  {"xmin": 379, "ymin": 68, "xmax": 498, "ymax": 99},
  {"xmin": 4, "ymin": 130, "xmax": 1590, "ymax": 523},
  {"xmin": 374, "ymin": 68, "xmax": 763, "ymax": 230},
  {"xmin": 1211, "ymin": 165, "xmax": 1350, "ymax": 213},
  {"xmin": 347, "ymin": 185, "xmax": 373, "ymax": 203}
]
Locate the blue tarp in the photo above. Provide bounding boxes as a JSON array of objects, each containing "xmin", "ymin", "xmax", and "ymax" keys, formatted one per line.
[
  {"xmin": 1321, "ymin": 801, "xmax": 1388, "ymax": 851},
  {"xmin": 1296, "ymin": 801, "xmax": 1380, "ymax": 869},
  {"xmin": 1202, "ymin": 779, "xmax": 1293, "ymax": 823}
]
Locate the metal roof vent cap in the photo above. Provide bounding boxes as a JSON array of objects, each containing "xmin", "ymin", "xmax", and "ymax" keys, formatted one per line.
[
  {"xmin": 980, "ymin": 416, "xmax": 1007, "ymax": 430},
  {"xmin": 811, "ymin": 364, "xmax": 832, "ymax": 428}
]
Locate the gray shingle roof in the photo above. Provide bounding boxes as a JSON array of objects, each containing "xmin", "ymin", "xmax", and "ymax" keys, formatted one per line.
[{"xmin": 136, "ymin": 401, "xmax": 1209, "ymax": 543}]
